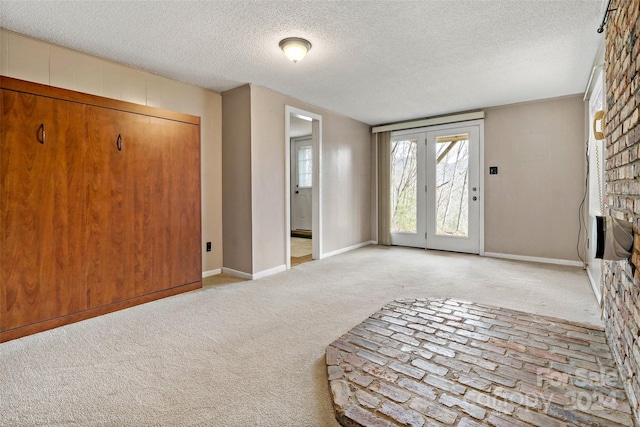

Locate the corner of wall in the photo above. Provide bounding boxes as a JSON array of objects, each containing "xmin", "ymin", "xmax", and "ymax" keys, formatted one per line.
[{"xmin": 221, "ymin": 84, "xmax": 253, "ymax": 274}]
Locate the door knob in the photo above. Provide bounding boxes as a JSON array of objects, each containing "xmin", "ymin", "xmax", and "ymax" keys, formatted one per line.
[
  {"xmin": 473, "ymin": 196, "xmax": 478, "ymax": 201},
  {"xmin": 295, "ymin": 190, "xmax": 299, "ymax": 194}
]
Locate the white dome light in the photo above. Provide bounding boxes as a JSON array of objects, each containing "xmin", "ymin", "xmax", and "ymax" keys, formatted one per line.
[{"xmin": 279, "ymin": 37, "xmax": 312, "ymax": 63}]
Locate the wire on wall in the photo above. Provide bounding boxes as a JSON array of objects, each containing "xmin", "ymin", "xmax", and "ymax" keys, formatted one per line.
[{"xmin": 577, "ymin": 140, "xmax": 589, "ymax": 267}]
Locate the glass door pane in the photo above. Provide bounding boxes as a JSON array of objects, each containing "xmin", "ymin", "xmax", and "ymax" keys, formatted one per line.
[
  {"xmin": 390, "ymin": 132, "xmax": 426, "ymax": 248},
  {"xmin": 391, "ymin": 138, "xmax": 418, "ymax": 233},
  {"xmin": 435, "ymin": 134, "xmax": 469, "ymax": 237}
]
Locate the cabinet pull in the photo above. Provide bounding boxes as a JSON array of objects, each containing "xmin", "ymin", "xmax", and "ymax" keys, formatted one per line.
[
  {"xmin": 116, "ymin": 134, "xmax": 122, "ymax": 151},
  {"xmin": 37, "ymin": 123, "xmax": 45, "ymax": 144}
]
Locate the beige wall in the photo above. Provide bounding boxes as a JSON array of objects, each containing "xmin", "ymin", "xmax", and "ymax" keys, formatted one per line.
[
  {"xmin": 321, "ymin": 110, "xmax": 372, "ymax": 253},
  {"xmin": 250, "ymin": 85, "xmax": 372, "ymax": 273},
  {"xmin": 221, "ymin": 85, "xmax": 253, "ymax": 273},
  {"xmin": 249, "ymin": 85, "xmax": 286, "ymax": 273},
  {"xmin": 221, "ymin": 84, "xmax": 372, "ymax": 275},
  {"xmin": 0, "ymin": 29, "xmax": 223, "ymax": 273},
  {"xmin": 484, "ymin": 95, "xmax": 586, "ymax": 261}
]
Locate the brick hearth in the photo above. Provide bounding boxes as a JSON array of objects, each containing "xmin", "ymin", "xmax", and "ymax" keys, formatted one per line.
[{"xmin": 325, "ymin": 298, "xmax": 634, "ymax": 427}]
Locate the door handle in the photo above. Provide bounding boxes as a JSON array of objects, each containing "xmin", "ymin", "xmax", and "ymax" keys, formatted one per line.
[
  {"xmin": 116, "ymin": 134, "xmax": 122, "ymax": 151},
  {"xmin": 295, "ymin": 190, "xmax": 299, "ymax": 194},
  {"xmin": 37, "ymin": 123, "xmax": 45, "ymax": 144},
  {"xmin": 473, "ymin": 196, "xmax": 478, "ymax": 201}
]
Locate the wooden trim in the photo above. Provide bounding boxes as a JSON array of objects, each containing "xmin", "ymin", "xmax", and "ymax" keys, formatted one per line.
[
  {"xmin": 0, "ymin": 281, "xmax": 202, "ymax": 343},
  {"xmin": 0, "ymin": 76, "xmax": 200, "ymax": 125},
  {"xmin": 291, "ymin": 230, "xmax": 312, "ymax": 238},
  {"xmin": 291, "ymin": 254, "xmax": 313, "ymax": 267}
]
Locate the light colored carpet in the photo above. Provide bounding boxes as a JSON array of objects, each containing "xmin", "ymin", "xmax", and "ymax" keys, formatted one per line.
[
  {"xmin": 291, "ymin": 237, "xmax": 312, "ymax": 258},
  {"xmin": 0, "ymin": 246, "xmax": 601, "ymax": 426}
]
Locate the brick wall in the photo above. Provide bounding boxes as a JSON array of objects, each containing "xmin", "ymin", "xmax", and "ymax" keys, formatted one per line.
[{"xmin": 603, "ymin": 0, "xmax": 640, "ymax": 424}]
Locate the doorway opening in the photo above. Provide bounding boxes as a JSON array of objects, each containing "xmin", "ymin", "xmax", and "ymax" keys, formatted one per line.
[
  {"xmin": 390, "ymin": 120, "xmax": 484, "ymax": 254},
  {"xmin": 285, "ymin": 106, "xmax": 322, "ymax": 268}
]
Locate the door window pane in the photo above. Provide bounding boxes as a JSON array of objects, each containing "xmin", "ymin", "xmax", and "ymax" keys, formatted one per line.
[
  {"xmin": 298, "ymin": 146, "xmax": 312, "ymax": 187},
  {"xmin": 435, "ymin": 134, "xmax": 469, "ymax": 237},
  {"xmin": 391, "ymin": 138, "xmax": 417, "ymax": 233}
]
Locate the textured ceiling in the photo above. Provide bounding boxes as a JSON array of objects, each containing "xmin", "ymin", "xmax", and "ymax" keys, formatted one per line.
[{"xmin": 0, "ymin": 1, "xmax": 605, "ymax": 125}]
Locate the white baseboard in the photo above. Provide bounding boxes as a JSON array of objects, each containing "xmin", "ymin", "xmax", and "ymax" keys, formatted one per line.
[
  {"xmin": 222, "ymin": 267, "xmax": 253, "ymax": 280},
  {"xmin": 586, "ymin": 267, "xmax": 602, "ymax": 305},
  {"xmin": 222, "ymin": 241, "xmax": 374, "ymax": 279},
  {"xmin": 484, "ymin": 252, "xmax": 584, "ymax": 267},
  {"xmin": 202, "ymin": 268, "xmax": 221, "ymax": 278},
  {"xmin": 252, "ymin": 264, "xmax": 287, "ymax": 280},
  {"xmin": 222, "ymin": 264, "xmax": 287, "ymax": 280},
  {"xmin": 322, "ymin": 240, "xmax": 375, "ymax": 259}
]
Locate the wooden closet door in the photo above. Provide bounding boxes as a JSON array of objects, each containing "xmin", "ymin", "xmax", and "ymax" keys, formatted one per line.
[
  {"xmin": 1, "ymin": 90, "xmax": 86, "ymax": 331},
  {"xmin": 85, "ymin": 106, "xmax": 146, "ymax": 307},
  {"xmin": 129, "ymin": 114, "xmax": 157, "ymax": 297},
  {"xmin": 150, "ymin": 117, "xmax": 201, "ymax": 290}
]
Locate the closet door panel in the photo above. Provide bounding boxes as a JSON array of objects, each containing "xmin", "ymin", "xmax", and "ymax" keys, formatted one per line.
[
  {"xmin": 130, "ymin": 116, "xmax": 157, "ymax": 296},
  {"xmin": 45, "ymin": 98, "xmax": 87, "ymax": 318},
  {"xmin": 85, "ymin": 106, "xmax": 143, "ymax": 307},
  {"xmin": 176, "ymin": 121, "xmax": 202, "ymax": 286},
  {"xmin": 150, "ymin": 117, "xmax": 172, "ymax": 291},
  {"xmin": 1, "ymin": 90, "xmax": 86, "ymax": 330},
  {"xmin": 149, "ymin": 118, "xmax": 201, "ymax": 290}
]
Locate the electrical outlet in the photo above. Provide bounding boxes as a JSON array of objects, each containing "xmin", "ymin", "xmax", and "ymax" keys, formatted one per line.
[{"xmin": 206, "ymin": 242, "xmax": 212, "ymax": 252}]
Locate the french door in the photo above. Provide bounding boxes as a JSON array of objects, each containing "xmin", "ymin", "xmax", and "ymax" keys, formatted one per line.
[{"xmin": 390, "ymin": 121, "xmax": 483, "ymax": 254}]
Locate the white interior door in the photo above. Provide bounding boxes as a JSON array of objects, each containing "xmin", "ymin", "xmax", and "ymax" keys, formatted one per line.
[
  {"xmin": 292, "ymin": 138, "xmax": 312, "ymax": 231},
  {"xmin": 390, "ymin": 132, "xmax": 426, "ymax": 248},
  {"xmin": 426, "ymin": 123, "xmax": 481, "ymax": 253}
]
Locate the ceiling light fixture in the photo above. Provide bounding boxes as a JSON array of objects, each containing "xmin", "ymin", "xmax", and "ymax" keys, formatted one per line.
[{"xmin": 279, "ymin": 37, "xmax": 312, "ymax": 63}]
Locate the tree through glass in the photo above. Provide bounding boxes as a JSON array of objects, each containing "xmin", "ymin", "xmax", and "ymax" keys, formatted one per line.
[
  {"xmin": 391, "ymin": 138, "xmax": 417, "ymax": 233},
  {"xmin": 435, "ymin": 134, "xmax": 469, "ymax": 237}
]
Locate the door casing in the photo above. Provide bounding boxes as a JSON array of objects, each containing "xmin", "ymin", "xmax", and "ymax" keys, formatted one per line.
[
  {"xmin": 390, "ymin": 120, "xmax": 485, "ymax": 255},
  {"xmin": 285, "ymin": 106, "xmax": 323, "ymax": 269}
]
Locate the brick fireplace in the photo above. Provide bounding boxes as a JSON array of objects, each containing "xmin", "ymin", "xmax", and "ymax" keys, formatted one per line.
[{"xmin": 603, "ymin": 0, "xmax": 640, "ymax": 424}]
